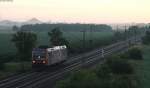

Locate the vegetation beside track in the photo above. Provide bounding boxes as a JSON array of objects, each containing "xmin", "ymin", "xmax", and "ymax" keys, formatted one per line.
[
  {"xmin": 0, "ymin": 62, "xmax": 31, "ymax": 80},
  {"xmin": 55, "ymin": 46, "xmax": 144, "ymax": 88},
  {"xmin": 135, "ymin": 45, "xmax": 150, "ymax": 88}
]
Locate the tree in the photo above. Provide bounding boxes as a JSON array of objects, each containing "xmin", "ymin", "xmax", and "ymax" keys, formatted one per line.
[
  {"xmin": 128, "ymin": 26, "xmax": 139, "ymax": 37},
  {"xmin": 113, "ymin": 31, "xmax": 123, "ymax": 41},
  {"xmin": 142, "ymin": 31, "xmax": 150, "ymax": 44},
  {"xmin": 48, "ymin": 27, "xmax": 69, "ymax": 46},
  {"xmin": 11, "ymin": 31, "xmax": 37, "ymax": 61},
  {"xmin": 12, "ymin": 25, "xmax": 19, "ymax": 31}
]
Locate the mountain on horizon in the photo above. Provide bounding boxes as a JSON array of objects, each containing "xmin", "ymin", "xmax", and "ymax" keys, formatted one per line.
[
  {"xmin": 0, "ymin": 18, "xmax": 43, "ymax": 27},
  {"xmin": 0, "ymin": 20, "xmax": 20, "ymax": 27},
  {"xmin": 25, "ymin": 18, "xmax": 42, "ymax": 24}
]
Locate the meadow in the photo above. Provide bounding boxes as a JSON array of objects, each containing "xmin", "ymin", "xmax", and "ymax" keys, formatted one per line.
[
  {"xmin": 0, "ymin": 30, "xmax": 114, "ymax": 55},
  {"xmin": 136, "ymin": 45, "xmax": 150, "ymax": 88}
]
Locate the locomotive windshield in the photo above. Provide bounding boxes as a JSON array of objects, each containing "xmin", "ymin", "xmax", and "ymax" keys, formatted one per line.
[{"xmin": 32, "ymin": 49, "xmax": 46, "ymax": 60}]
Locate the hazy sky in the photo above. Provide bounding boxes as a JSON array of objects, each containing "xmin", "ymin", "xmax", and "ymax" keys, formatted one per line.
[{"xmin": 0, "ymin": 0, "xmax": 150, "ymax": 23}]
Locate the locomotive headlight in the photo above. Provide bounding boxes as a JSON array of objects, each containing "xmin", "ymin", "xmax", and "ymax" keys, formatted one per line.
[
  {"xmin": 43, "ymin": 61, "xmax": 46, "ymax": 64},
  {"xmin": 32, "ymin": 60, "xmax": 36, "ymax": 64}
]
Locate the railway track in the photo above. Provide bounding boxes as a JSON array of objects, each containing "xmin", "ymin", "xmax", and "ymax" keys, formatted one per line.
[{"xmin": 0, "ymin": 36, "xmax": 142, "ymax": 88}]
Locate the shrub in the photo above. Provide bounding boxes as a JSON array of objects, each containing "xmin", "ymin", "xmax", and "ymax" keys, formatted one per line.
[
  {"xmin": 119, "ymin": 53, "xmax": 130, "ymax": 59},
  {"xmin": 106, "ymin": 56, "xmax": 134, "ymax": 74},
  {"xmin": 56, "ymin": 54, "xmax": 138, "ymax": 88},
  {"xmin": 110, "ymin": 75, "xmax": 138, "ymax": 88},
  {"xmin": 56, "ymin": 70, "xmax": 100, "ymax": 88},
  {"xmin": 128, "ymin": 47, "xmax": 143, "ymax": 60},
  {"xmin": 95, "ymin": 64, "xmax": 111, "ymax": 79}
]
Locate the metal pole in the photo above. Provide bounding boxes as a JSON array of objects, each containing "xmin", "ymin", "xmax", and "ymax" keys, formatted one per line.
[
  {"xmin": 134, "ymin": 27, "xmax": 137, "ymax": 44},
  {"xmin": 125, "ymin": 25, "xmax": 127, "ymax": 40},
  {"xmin": 21, "ymin": 31, "xmax": 25, "ymax": 72},
  {"xmin": 116, "ymin": 25, "xmax": 119, "ymax": 42},
  {"xmin": 82, "ymin": 29, "xmax": 86, "ymax": 52},
  {"xmin": 80, "ymin": 29, "xmax": 86, "ymax": 67},
  {"xmin": 101, "ymin": 48, "xmax": 104, "ymax": 58},
  {"xmin": 89, "ymin": 25, "xmax": 93, "ymax": 49}
]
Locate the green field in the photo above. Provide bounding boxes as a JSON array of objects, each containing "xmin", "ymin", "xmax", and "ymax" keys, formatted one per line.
[
  {"xmin": 137, "ymin": 45, "xmax": 150, "ymax": 88},
  {"xmin": 0, "ymin": 31, "xmax": 114, "ymax": 55},
  {"xmin": 0, "ymin": 62, "xmax": 31, "ymax": 80},
  {"xmin": 4, "ymin": 62, "xmax": 31, "ymax": 72},
  {"xmin": 0, "ymin": 32, "xmax": 16, "ymax": 54}
]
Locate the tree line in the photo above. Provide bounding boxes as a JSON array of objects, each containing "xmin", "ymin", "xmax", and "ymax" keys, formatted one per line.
[{"xmin": 12, "ymin": 23, "xmax": 113, "ymax": 32}]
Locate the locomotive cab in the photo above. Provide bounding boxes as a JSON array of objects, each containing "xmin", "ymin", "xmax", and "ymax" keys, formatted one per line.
[{"xmin": 32, "ymin": 48, "xmax": 48, "ymax": 68}]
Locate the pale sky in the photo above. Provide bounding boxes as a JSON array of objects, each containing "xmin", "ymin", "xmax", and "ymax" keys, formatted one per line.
[{"xmin": 0, "ymin": 0, "xmax": 150, "ymax": 23}]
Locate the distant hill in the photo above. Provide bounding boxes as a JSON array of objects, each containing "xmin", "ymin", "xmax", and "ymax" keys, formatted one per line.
[
  {"xmin": 0, "ymin": 18, "xmax": 42, "ymax": 26},
  {"xmin": 0, "ymin": 20, "xmax": 19, "ymax": 26},
  {"xmin": 24, "ymin": 18, "xmax": 42, "ymax": 24},
  {"xmin": 0, "ymin": 18, "xmax": 43, "ymax": 30}
]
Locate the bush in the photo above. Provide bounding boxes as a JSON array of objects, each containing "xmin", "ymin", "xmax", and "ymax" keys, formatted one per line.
[
  {"xmin": 119, "ymin": 53, "xmax": 130, "ymax": 59},
  {"xmin": 56, "ymin": 70, "xmax": 100, "ymax": 88},
  {"xmin": 95, "ymin": 64, "xmax": 111, "ymax": 79},
  {"xmin": 56, "ymin": 54, "xmax": 138, "ymax": 88},
  {"xmin": 128, "ymin": 47, "xmax": 143, "ymax": 60},
  {"xmin": 106, "ymin": 56, "xmax": 134, "ymax": 74},
  {"xmin": 110, "ymin": 75, "xmax": 138, "ymax": 88}
]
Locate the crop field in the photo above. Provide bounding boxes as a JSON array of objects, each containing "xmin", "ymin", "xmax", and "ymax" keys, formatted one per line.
[{"xmin": 0, "ymin": 30, "xmax": 114, "ymax": 55}]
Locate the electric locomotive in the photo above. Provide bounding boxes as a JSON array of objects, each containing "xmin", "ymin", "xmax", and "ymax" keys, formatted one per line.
[{"xmin": 32, "ymin": 45, "xmax": 67, "ymax": 68}]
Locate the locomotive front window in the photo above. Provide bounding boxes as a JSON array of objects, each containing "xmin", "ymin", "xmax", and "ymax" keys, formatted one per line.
[
  {"xmin": 33, "ymin": 54, "xmax": 45, "ymax": 58},
  {"xmin": 32, "ymin": 51, "xmax": 46, "ymax": 60}
]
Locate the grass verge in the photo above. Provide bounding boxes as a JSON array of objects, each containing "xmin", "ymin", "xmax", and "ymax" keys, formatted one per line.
[{"xmin": 0, "ymin": 62, "xmax": 31, "ymax": 80}]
